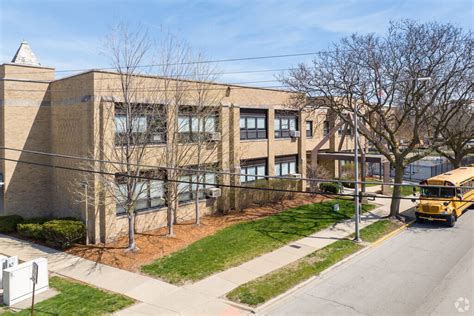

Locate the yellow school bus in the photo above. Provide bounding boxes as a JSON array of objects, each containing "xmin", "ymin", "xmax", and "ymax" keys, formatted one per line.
[{"xmin": 416, "ymin": 166, "xmax": 474, "ymax": 226}]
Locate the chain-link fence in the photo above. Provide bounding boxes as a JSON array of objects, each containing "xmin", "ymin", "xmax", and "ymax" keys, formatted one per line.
[{"xmin": 368, "ymin": 155, "xmax": 474, "ymax": 182}]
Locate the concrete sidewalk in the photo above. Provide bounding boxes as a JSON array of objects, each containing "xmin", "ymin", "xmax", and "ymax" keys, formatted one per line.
[
  {"xmin": 0, "ymin": 195, "xmax": 414, "ymax": 315},
  {"xmin": 183, "ymin": 195, "xmax": 414, "ymax": 300},
  {"xmin": 0, "ymin": 235, "xmax": 241, "ymax": 315}
]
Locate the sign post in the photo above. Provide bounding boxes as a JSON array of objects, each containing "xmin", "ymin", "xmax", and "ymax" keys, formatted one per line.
[{"xmin": 30, "ymin": 262, "xmax": 38, "ymax": 316}]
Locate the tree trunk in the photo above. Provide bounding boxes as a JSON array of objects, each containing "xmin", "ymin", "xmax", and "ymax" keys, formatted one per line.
[
  {"xmin": 127, "ymin": 211, "xmax": 138, "ymax": 251},
  {"xmin": 167, "ymin": 204, "xmax": 175, "ymax": 237},
  {"xmin": 195, "ymin": 174, "xmax": 201, "ymax": 226},
  {"xmin": 453, "ymin": 153, "xmax": 462, "ymax": 169},
  {"xmin": 389, "ymin": 163, "xmax": 404, "ymax": 217}
]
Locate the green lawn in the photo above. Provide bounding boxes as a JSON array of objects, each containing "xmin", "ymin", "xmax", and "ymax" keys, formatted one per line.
[
  {"xmin": 227, "ymin": 219, "xmax": 403, "ymax": 306},
  {"xmin": 2, "ymin": 276, "xmax": 134, "ymax": 316},
  {"xmin": 391, "ymin": 185, "xmax": 416, "ymax": 197},
  {"xmin": 142, "ymin": 199, "xmax": 376, "ymax": 284}
]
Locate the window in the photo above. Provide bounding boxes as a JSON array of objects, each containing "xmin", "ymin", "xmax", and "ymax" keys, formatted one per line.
[
  {"xmin": 115, "ymin": 110, "xmax": 166, "ymax": 146},
  {"xmin": 240, "ymin": 109, "xmax": 267, "ymax": 140},
  {"xmin": 115, "ymin": 176, "xmax": 165, "ymax": 215},
  {"xmin": 275, "ymin": 155, "xmax": 298, "ymax": 176},
  {"xmin": 275, "ymin": 111, "xmax": 298, "ymax": 138},
  {"xmin": 178, "ymin": 114, "xmax": 217, "ymax": 142},
  {"xmin": 338, "ymin": 126, "xmax": 352, "ymax": 136},
  {"xmin": 323, "ymin": 121, "xmax": 330, "ymax": 136},
  {"xmin": 306, "ymin": 121, "xmax": 313, "ymax": 137},
  {"xmin": 240, "ymin": 159, "xmax": 267, "ymax": 183},
  {"xmin": 178, "ymin": 171, "xmax": 217, "ymax": 203}
]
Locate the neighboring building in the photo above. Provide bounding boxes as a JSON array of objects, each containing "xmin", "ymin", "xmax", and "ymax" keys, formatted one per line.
[{"xmin": 0, "ymin": 42, "xmax": 355, "ymax": 243}]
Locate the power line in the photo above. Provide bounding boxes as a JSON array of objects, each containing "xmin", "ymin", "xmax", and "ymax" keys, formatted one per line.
[
  {"xmin": 2, "ymin": 81, "xmax": 287, "ymax": 94},
  {"xmin": 3, "ymin": 50, "xmax": 321, "ymax": 76},
  {"xmin": 2, "ymin": 157, "xmax": 474, "ymax": 203},
  {"xmin": 3, "ymin": 147, "xmax": 474, "ymax": 190}
]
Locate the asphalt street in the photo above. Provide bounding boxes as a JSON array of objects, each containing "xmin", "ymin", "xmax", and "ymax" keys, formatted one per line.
[{"xmin": 263, "ymin": 208, "xmax": 473, "ymax": 316}]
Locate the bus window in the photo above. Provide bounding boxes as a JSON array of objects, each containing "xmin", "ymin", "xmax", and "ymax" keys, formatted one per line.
[
  {"xmin": 440, "ymin": 188, "xmax": 455, "ymax": 198},
  {"xmin": 421, "ymin": 187, "xmax": 439, "ymax": 197}
]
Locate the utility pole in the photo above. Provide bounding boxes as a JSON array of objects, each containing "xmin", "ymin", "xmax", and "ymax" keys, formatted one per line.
[{"xmin": 354, "ymin": 104, "xmax": 360, "ymax": 242}]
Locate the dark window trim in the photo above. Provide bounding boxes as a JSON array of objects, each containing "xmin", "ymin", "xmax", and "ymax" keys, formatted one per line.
[
  {"xmin": 306, "ymin": 120, "xmax": 313, "ymax": 138},
  {"xmin": 240, "ymin": 109, "xmax": 267, "ymax": 140},
  {"xmin": 274, "ymin": 111, "xmax": 298, "ymax": 139}
]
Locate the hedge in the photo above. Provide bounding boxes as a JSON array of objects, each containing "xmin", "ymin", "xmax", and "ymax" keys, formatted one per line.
[
  {"xmin": 0, "ymin": 215, "xmax": 24, "ymax": 233},
  {"xmin": 42, "ymin": 220, "xmax": 86, "ymax": 249},
  {"xmin": 319, "ymin": 182, "xmax": 342, "ymax": 194},
  {"xmin": 16, "ymin": 218, "xmax": 85, "ymax": 249},
  {"xmin": 17, "ymin": 222, "xmax": 45, "ymax": 240},
  {"xmin": 237, "ymin": 179, "xmax": 298, "ymax": 210}
]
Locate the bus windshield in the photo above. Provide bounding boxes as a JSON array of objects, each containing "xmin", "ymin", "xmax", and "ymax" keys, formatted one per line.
[{"xmin": 420, "ymin": 186, "xmax": 455, "ymax": 198}]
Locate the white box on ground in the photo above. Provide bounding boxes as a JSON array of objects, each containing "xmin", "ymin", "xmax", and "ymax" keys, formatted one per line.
[
  {"xmin": 2, "ymin": 257, "xmax": 49, "ymax": 306},
  {"xmin": 0, "ymin": 255, "xmax": 18, "ymax": 289}
]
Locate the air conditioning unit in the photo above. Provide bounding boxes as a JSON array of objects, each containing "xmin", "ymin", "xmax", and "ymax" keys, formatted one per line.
[
  {"xmin": 289, "ymin": 173, "xmax": 302, "ymax": 179},
  {"xmin": 290, "ymin": 130, "xmax": 300, "ymax": 138},
  {"xmin": 210, "ymin": 132, "xmax": 221, "ymax": 141},
  {"xmin": 206, "ymin": 187, "xmax": 221, "ymax": 198}
]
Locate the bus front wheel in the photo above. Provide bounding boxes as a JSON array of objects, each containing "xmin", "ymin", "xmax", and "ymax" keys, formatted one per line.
[{"xmin": 447, "ymin": 212, "xmax": 457, "ymax": 227}]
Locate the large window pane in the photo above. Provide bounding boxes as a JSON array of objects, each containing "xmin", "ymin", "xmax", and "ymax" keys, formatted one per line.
[
  {"xmin": 150, "ymin": 180, "xmax": 164, "ymax": 207},
  {"xmin": 240, "ymin": 118, "xmax": 246, "ymax": 128},
  {"xmin": 135, "ymin": 117, "xmax": 148, "ymax": 133},
  {"xmin": 281, "ymin": 163, "xmax": 289, "ymax": 175},
  {"xmin": 178, "ymin": 116, "xmax": 189, "ymax": 132},
  {"xmin": 205, "ymin": 173, "xmax": 216, "ymax": 186},
  {"xmin": 115, "ymin": 115, "xmax": 127, "ymax": 133},
  {"xmin": 257, "ymin": 165, "xmax": 266, "ymax": 179},
  {"xmin": 281, "ymin": 119, "xmax": 289, "ymax": 130},
  {"xmin": 205, "ymin": 117, "xmax": 216, "ymax": 132},
  {"xmin": 191, "ymin": 117, "xmax": 200, "ymax": 132},
  {"xmin": 289, "ymin": 162, "xmax": 296, "ymax": 174},
  {"xmin": 247, "ymin": 167, "xmax": 256, "ymax": 182},
  {"xmin": 247, "ymin": 117, "xmax": 256, "ymax": 129},
  {"xmin": 178, "ymin": 176, "xmax": 190, "ymax": 193},
  {"xmin": 274, "ymin": 119, "xmax": 281, "ymax": 131},
  {"xmin": 275, "ymin": 164, "xmax": 281, "ymax": 176},
  {"xmin": 289, "ymin": 118, "xmax": 296, "ymax": 131},
  {"xmin": 257, "ymin": 117, "xmax": 265, "ymax": 129}
]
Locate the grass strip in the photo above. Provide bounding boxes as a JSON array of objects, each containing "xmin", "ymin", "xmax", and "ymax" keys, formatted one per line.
[
  {"xmin": 226, "ymin": 219, "xmax": 402, "ymax": 307},
  {"xmin": 390, "ymin": 185, "xmax": 416, "ymax": 197},
  {"xmin": 142, "ymin": 199, "xmax": 376, "ymax": 284},
  {"xmin": 2, "ymin": 276, "xmax": 134, "ymax": 316}
]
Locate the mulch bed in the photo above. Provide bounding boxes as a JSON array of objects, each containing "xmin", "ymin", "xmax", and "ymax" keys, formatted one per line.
[{"xmin": 66, "ymin": 194, "xmax": 328, "ymax": 272}]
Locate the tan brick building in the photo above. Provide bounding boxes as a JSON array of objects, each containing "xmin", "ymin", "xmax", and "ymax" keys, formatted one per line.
[{"xmin": 0, "ymin": 42, "xmax": 356, "ymax": 243}]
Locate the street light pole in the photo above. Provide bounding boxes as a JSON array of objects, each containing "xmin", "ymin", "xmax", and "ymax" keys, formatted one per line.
[{"xmin": 353, "ymin": 104, "xmax": 360, "ymax": 242}]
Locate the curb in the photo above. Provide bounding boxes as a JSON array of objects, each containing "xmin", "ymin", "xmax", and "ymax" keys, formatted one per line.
[
  {"xmin": 369, "ymin": 219, "xmax": 414, "ymax": 249},
  {"xmin": 254, "ymin": 219, "xmax": 414, "ymax": 313}
]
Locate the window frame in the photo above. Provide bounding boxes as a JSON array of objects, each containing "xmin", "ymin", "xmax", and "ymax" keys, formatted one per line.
[
  {"xmin": 240, "ymin": 109, "xmax": 267, "ymax": 140},
  {"xmin": 178, "ymin": 114, "xmax": 218, "ymax": 143},
  {"xmin": 177, "ymin": 170, "xmax": 218, "ymax": 203},
  {"xmin": 306, "ymin": 120, "xmax": 313, "ymax": 138},
  {"xmin": 115, "ymin": 174, "xmax": 166, "ymax": 215},
  {"xmin": 240, "ymin": 158, "xmax": 268, "ymax": 183},
  {"xmin": 274, "ymin": 155, "xmax": 298, "ymax": 176},
  {"xmin": 275, "ymin": 111, "xmax": 298, "ymax": 139}
]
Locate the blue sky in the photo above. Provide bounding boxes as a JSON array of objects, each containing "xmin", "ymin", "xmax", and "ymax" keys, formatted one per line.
[{"xmin": 0, "ymin": 0, "xmax": 472, "ymax": 84}]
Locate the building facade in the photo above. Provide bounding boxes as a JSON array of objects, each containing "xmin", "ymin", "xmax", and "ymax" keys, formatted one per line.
[{"xmin": 0, "ymin": 42, "xmax": 355, "ymax": 243}]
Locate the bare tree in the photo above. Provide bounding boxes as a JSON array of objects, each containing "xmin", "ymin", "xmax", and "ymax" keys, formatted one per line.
[
  {"xmin": 436, "ymin": 102, "xmax": 474, "ymax": 168},
  {"xmin": 154, "ymin": 33, "xmax": 225, "ymax": 234},
  {"xmin": 282, "ymin": 20, "xmax": 473, "ymax": 217},
  {"xmin": 94, "ymin": 23, "xmax": 160, "ymax": 251}
]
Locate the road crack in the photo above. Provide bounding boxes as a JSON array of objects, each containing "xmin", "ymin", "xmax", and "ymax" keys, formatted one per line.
[{"xmin": 306, "ymin": 293, "xmax": 368, "ymax": 315}]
